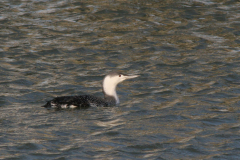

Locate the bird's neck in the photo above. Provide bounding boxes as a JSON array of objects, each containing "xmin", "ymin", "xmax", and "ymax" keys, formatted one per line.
[{"xmin": 103, "ymin": 78, "xmax": 119, "ymax": 104}]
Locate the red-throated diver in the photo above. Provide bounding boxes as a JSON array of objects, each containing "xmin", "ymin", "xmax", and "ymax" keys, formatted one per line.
[{"xmin": 42, "ymin": 72, "xmax": 139, "ymax": 109}]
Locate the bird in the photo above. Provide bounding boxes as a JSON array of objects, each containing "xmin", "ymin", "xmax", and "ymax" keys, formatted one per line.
[{"xmin": 42, "ymin": 71, "xmax": 139, "ymax": 109}]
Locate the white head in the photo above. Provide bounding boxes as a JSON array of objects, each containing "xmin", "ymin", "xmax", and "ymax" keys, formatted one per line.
[{"xmin": 103, "ymin": 72, "xmax": 139, "ymax": 104}]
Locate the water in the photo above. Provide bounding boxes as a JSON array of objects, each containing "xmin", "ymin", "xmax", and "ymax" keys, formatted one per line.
[{"xmin": 1, "ymin": 0, "xmax": 240, "ymax": 159}]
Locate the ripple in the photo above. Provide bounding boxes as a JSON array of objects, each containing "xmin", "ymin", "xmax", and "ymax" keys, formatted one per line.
[{"xmin": 0, "ymin": 0, "xmax": 240, "ymax": 159}]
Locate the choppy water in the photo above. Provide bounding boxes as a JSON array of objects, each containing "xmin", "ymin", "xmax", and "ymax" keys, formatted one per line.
[{"xmin": 1, "ymin": 0, "xmax": 240, "ymax": 159}]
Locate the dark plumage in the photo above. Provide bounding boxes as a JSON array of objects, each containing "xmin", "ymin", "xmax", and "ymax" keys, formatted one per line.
[{"xmin": 42, "ymin": 95, "xmax": 116, "ymax": 109}]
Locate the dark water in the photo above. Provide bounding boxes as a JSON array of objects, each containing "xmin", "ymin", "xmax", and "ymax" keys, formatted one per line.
[{"xmin": 1, "ymin": 0, "xmax": 240, "ymax": 159}]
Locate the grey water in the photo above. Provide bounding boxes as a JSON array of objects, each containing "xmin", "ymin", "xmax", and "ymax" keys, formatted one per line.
[{"xmin": 1, "ymin": 0, "xmax": 240, "ymax": 159}]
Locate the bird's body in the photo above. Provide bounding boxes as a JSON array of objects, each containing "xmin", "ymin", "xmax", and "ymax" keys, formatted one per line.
[
  {"xmin": 42, "ymin": 95, "xmax": 114, "ymax": 109},
  {"xmin": 42, "ymin": 72, "xmax": 138, "ymax": 109}
]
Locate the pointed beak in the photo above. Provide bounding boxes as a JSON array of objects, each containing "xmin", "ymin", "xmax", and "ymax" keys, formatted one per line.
[{"xmin": 124, "ymin": 75, "xmax": 139, "ymax": 80}]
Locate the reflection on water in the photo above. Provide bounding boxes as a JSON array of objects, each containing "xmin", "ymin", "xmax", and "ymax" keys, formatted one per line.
[{"xmin": 1, "ymin": 0, "xmax": 240, "ymax": 159}]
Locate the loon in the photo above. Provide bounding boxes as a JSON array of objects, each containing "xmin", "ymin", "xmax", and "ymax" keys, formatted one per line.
[{"xmin": 42, "ymin": 72, "xmax": 139, "ymax": 109}]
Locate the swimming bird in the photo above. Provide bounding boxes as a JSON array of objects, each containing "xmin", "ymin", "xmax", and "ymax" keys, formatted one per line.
[{"xmin": 42, "ymin": 72, "xmax": 139, "ymax": 109}]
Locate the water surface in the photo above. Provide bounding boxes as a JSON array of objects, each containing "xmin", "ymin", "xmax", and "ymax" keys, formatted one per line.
[{"xmin": 0, "ymin": 0, "xmax": 240, "ymax": 159}]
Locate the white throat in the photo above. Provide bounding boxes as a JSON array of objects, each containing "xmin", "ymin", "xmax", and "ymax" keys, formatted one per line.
[{"xmin": 103, "ymin": 75, "xmax": 119, "ymax": 104}]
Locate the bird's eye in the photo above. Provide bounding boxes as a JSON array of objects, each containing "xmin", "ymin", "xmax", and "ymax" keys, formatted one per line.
[{"xmin": 119, "ymin": 74, "xmax": 121, "ymax": 77}]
